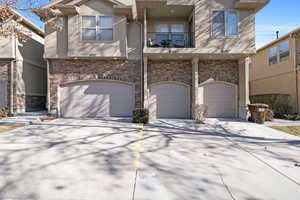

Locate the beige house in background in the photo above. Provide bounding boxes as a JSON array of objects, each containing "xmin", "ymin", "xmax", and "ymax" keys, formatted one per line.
[
  {"xmin": 250, "ymin": 27, "xmax": 300, "ymax": 113},
  {"xmin": 35, "ymin": 0, "xmax": 269, "ymax": 120},
  {"xmin": 0, "ymin": 10, "xmax": 47, "ymax": 114}
]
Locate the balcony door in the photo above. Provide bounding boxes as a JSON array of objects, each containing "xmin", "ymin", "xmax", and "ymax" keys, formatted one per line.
[
  {"xmin": 171, "ymin": 24, "xmax": 185, "ymax": 47},
  {"xmin": 154, "ymin": 23, "xmax": 185, "ymax": 47},
  {"xmin": 155, "ymin": 24, "xmax": 169, "ymax": 45}
]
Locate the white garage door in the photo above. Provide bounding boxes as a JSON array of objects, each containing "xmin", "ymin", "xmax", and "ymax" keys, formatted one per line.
[
  {"xmin": 59, "ymin": 81, "xmax": 134, "ymax": 118},
  {"xmin": 149, "ymin": 83, "xmax": 190, "ymax": 119},
  {"xmin": 0, "ymin": 81, "xmax": 7, "ymax": 108},
  {"xmin": 199, "ymin": 82, "xmax": 236, "ymax": 118}
]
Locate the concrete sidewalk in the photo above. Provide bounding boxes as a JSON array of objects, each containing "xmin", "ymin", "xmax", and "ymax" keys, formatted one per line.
[
  {"xmin": 0, "ymin": 112, "xmax": 47, "ymax": 126},
  {"xmin": 265, "ymin": 118, "xmax": 300, "ymax": 126}
]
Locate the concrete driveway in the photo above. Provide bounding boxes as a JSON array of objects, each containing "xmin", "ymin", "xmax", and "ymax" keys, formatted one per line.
[{"xmin": 0, "ymin": 118, "xmax": 300, "ymax": 200}]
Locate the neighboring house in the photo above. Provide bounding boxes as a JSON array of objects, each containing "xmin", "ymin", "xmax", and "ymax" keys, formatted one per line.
[
  {"xmin": 0, "ymin": 10, "xmax": 47, "ymax": 114},
  {"xmin": 250, "ymin": 27, "xmax": 300, "ymax": 113},
  {"xmin": 35, "ymin": 0, "xmax": 269, "ymax": 119}
]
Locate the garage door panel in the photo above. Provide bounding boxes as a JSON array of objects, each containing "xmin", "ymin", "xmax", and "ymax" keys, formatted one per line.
[
  {"xmin": 60, "ymin": 81, "xmax": 134, "ymax": 118},
  {"xmin": 60, "ymin": 84, "xmax": 83, "ymax": 118},
  {"xmin": 199, "ymin": 82, "xmax": 236, "ymax": 118},
  {"xmin": 150, "ymin": 83, "xmax": 190, "ymax": 119},
  {"xmin": 107, "ymin": 83, "xmax": 134, "ymax": 117},
  {"xmin": 82, "ymin": 95, "xmax": 110, "ymax": 117}
]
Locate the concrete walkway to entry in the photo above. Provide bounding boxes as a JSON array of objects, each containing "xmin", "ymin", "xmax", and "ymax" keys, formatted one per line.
[{"xmin": 0, "ymin": 118, "xmax": 299, "ymax": 200}]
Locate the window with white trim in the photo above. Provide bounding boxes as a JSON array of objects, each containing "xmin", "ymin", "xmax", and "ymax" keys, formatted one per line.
[
  {"xmin": 279, "ymin": 41, "xmax": 290, "ymax": 62},
  {"xmin": 212, "ymin": 11, "xmax": 238, "ymax": 37},
  {"xmin": 268, "ymin": 47, "xmax": 277, "ymax": 65},
  {"xmin": 81, "ymin": 16, "xmax": 113, "ymax": 41}
]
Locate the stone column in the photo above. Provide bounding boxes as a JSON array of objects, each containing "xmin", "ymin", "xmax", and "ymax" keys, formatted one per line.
[
  {"xmin": 239, "ymin": 57, "xmax": 251, "ymax": 120},
  {"xmin": 143, "ymin": 56, "xmax": 149, "ymax": 109},
  {"xmin": 192, "ymin": 57, "xmax": 199, "ymax": 119}
]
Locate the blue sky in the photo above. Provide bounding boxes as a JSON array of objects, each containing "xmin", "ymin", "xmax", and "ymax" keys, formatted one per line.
[
  {"xmin": 18, "ymin": 0, "xmax": 300, "ymax": 49},
  {"xmin": 256, "ymin": 0, "xmax": 300, "ymax": 48}
]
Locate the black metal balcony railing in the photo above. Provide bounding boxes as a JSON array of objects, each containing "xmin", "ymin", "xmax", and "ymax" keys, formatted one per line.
[{"xmin": 147, "ymin": 32, "xmax": 194, "ymax": 48}]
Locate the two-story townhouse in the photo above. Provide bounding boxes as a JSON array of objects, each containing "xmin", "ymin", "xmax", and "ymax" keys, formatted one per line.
[
  {"xmin": 35, "ymin": 0, "xmax": 269, "ymax": 119},
  {"xmin": 0, "ymin": 9, "xmax": 47, "ymax": 114},
  {"xmin": 250, "ymin": 27, "xmax": 300, "ymax": 114}
]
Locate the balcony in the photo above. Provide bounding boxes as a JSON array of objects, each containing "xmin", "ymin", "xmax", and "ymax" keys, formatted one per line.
[
  {"xmin": 147, "ymin": 32, "xmax": 194, "ymax": 48},
  {"xmin": 235, "ymin": 0, "xmax": 270, "ymax": 11}
]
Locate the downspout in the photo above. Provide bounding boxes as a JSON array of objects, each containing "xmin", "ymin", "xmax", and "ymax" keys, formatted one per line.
[
  {"xmin": 10, "ymin": 60, "xmax": 15, "ymax": 115},
  {"xmin": 296, "ymin": 66, "xmax": 299, "ymax": 113},
  {"xmin": 140, "ymin": 21, "xmax": 144, "ymax": 108},
  {"xmin": 46, "ymin": 59, "xmax": 51, "ymax": 113},
  {"xmin": 10, "ymin": 32, "xmax": 17, "ymax": 115},
  {"xmin": 293, "ymin": 34, "xmax": 299, "ymax": 113}
]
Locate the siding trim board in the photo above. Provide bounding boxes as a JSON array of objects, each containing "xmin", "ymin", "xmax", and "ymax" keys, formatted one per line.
[{"xmin": 60, "ymin": 79, "xmax": 135, "ymax": 87}]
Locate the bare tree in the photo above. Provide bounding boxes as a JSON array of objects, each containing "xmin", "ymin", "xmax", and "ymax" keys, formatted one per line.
[{"xmin": 0, "ymin": 0, "xmax": 51, "ymax": 40}]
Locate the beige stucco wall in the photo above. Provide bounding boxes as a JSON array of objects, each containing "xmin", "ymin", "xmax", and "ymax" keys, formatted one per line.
[
  {"xmin": 250, "ymin": 72, "xmax": 298, "ymax": 112},
  {"xmin": 0, "ymin": 18, "xmax": 46, "ymax": 111},
  {"xmin": 296, "ymin": 37, "xmax": 300, "ymax": 66},
  {"xmin": 67, "ymin": 0, "xmax": 127, "ymax": 58},
  {"xmin": 16, "ymin": 27, "xmax": 46, "ymax": 97},
  {"xmin": 23, "ymin": 62, "xmax": 47, "ymax": 95},
  {"xmin": 145, "ymin": 0, "xmax": 256, "ymax": 55},
  {"xmin": 0, "ymin": 37, "xmax": 13, "ymax": 59},
  {"xmin": 193, "ymin": 0, "xmax": 255, "ymax": 54},
  {"xmin": 250, "ymin": 36, "xmax": 299, "ymax": 113},
  {"xmin": 127, "ymin": 23, "xmax": 142, "ymax": 60},
  {"xmin": 250, "ymin": 37, "xmax": 294, "ymax": 81}
]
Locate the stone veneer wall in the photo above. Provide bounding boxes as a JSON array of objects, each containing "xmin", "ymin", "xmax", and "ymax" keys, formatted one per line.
[
  {"xmin": 148, "ymin": 60, "xmax": 192, "ymax": 85},
  {"xmin": 0, "ymin": 61, "xmax": 11, "ymax": 109},
  {"xmin": 198, "ymin": 60, "xmax": 239, "ymax": 85},
  {"xmin": 48, "ymin": 59, "xmax": 142, "ymax": 110}
]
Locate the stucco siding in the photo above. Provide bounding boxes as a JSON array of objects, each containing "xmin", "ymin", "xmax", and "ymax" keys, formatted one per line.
[
  {"xmin": 194, "ymin": 0, "xmax": 255, "ymax": 54},
  {"xmin": 250, "ymin": 72, "xmax": 298, "ymax": 113},
  {"xmin": 127, "ymin": 23, "xmax": 142, "ymax": 60},
  {"xmin": 67, "ymin": 0, "xmax": 127, "ymax": 58},
  {"xmin": 0, "ymin": 37, "xmax": 13, "ymax": 59},
  {"xmin": 296, "ymin": 37, "xmax": 300, "ymax": 66},
  {"xmin": 23, "ymin": 62, "xmax": 47, "ymax": 96},
  {"xmin": 250, "ymin": 38, "xmax": 294, "ymax": 81},
  {"xmin": 0, "ymin": 61, "xmax": 11, "ymax": 108}
]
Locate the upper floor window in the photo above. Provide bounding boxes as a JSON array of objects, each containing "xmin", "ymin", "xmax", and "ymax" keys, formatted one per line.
[
  {"xmin": 268, "ymin": 47, "xmax": 277, "ymax": 65},
  {"xmin": 81, "ymin": 16, "xmax": 113, "ymax": 41},
  {"xmin": 268, "ymin": 41, "xmax": 290, "ymax": 65},
  {"xmin": 212, "ymin": 11, "xmax": 238, "ymax": 37},
  {"xmin": 279, "ymin": 41, "xmax": 290, "ymax": 62}
]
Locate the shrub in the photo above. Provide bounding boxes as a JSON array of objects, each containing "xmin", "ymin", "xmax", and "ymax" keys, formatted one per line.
[
  {"xmin": 194, "ymin": 104, "xmax": 208, "ymax": 124},
  {"xmin": 283, "ymin": 114, "xmax": 300, "ymax": 121},
  {"xmin": 132, "ymin": 108, "xmax": 149, "ymax": 124},
  {"xmin": 274, "ymin": 104, "xmax": 293, "ymax": 118},
  {"xmin": 0, "ymin": 107, "xmax": 9, "ymax": 118}
]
